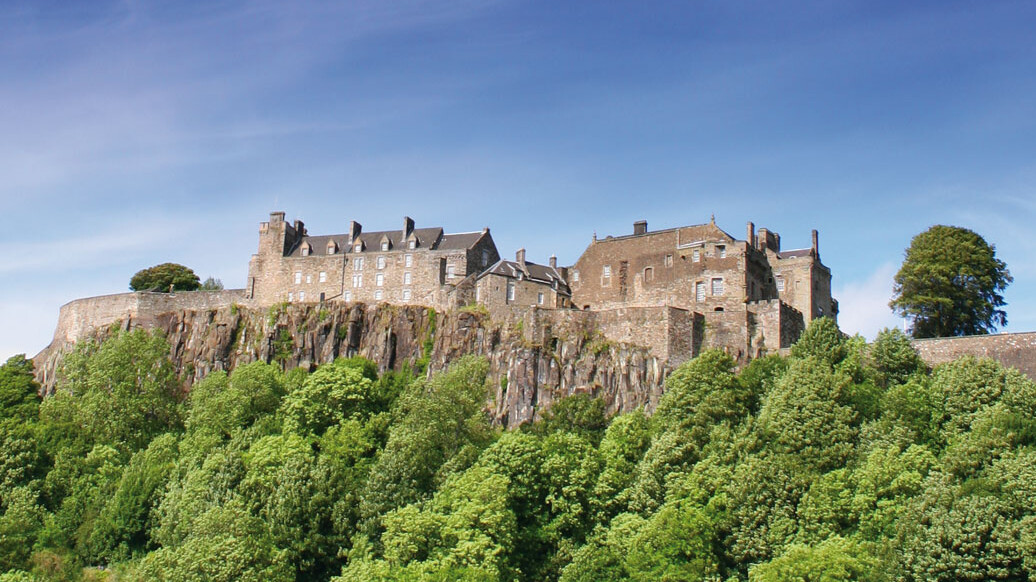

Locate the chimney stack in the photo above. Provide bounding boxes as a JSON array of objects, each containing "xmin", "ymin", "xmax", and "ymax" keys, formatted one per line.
[
  {"xmin": 349, "ymin": 220, "xmax": 362, "ymax": 243},
  {"xmin": 747, "ymin": 221, "xmax": 755, "ymax": 247},
  {"xmin": 811, "ymin": 229, "xmax": 819, "ymax": 257},
  {"xmin": 516, "ymin": 248, "xmax": 526, "ymax": 267},
  {"xmin": 633, "ymin": 220, "xmax": 648, "ymax": 235},
  {"xmin": 293, "ymin": 219, "xmax": 306, "ymax": 236},
  {"xmin": 403, "ymin": 216, "xmax": 415, "ymax": 240},
  {"xmin": 270, "ymin": 211, "xmax": 285, "ymax": 224},
  {"xmin": 549, "ymin": 254, "xmax": 557, "ymax": 269}
]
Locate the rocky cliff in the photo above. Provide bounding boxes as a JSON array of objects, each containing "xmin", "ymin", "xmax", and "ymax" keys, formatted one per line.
[{"xmin": 34, "ymin": 302, "xmax": 672, "ymax": 426}]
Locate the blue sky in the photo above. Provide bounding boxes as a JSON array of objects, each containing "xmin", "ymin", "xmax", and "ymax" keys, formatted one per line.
[{"xmin": 3, "ymin": 0, "xmax": 1036, "ymax": 360}]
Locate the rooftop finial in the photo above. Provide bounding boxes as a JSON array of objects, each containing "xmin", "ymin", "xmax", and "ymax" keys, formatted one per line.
[{"xmin": 710, "ymin": 213, "xmax": 715, "ymax": 225}]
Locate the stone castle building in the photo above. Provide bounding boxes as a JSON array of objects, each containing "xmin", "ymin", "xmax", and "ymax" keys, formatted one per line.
[{"xmin": 245, "ymin": 211, "xmax": 836, "ymax": 361}]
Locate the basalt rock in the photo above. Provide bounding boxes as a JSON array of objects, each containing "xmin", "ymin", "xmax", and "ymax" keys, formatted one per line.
[{"xmin": 34, "ymin": 303, "xmax": 673, "ymax": 426}]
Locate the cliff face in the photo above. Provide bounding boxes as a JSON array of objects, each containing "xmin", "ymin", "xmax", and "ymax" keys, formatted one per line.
[{"xmin": 34, "ymin": 303, "xmax": 672, "ymax": 426}]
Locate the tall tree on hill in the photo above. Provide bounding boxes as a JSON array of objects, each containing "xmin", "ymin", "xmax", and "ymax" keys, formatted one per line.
[
  {"xmin": 129, "ymin": 263, "xmax": 201, "ymax": 292},
  {"xmin": 890, "ymin": 225, "xmax": 1012, "ymax": 338}
]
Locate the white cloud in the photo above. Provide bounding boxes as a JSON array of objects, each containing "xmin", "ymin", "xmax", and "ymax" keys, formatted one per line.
[{"xmin": 833, "ymin": 263, "xmax": 905, "ymax": 340}]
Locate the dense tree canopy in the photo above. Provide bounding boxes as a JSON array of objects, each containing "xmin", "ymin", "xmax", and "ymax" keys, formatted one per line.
[
  {"xmin": 2, "ymin": 317, "xmax": 1036, "ymax": 581},
  {"xmin": 129, "ymin": 263, "xmax": 202, "ymax": 292},
  {"xmin": 890, "ymin": 225, "xmax": 1012, "ymax": 338}
]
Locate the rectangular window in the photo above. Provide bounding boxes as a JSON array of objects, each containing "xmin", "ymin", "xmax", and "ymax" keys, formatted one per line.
[
  {"xmin": 405, "ymin": 254, "xmax": 413, "ymax": 267},
  {"xmin": 306, "ymin": 275, "xmax": 311, "ymax": 284},
  {"xmin": 603, "ymin": 265, "xmax": 611, "ymax": 277},
  {"xmin": 381, "ymin": 242, "xmax": 389, "ymax": 251},
  {"xmin": 664, "ymin": 254, "xmax": 673, "ymax": 267},
  {"xmin": 403, "ymin": 289, "xmax": 412, "ymax": 301},
  {"xmin": 354, "ymin": 257, "xmax": 364, "ymax": 271},
  {"xmin": 288, "ymin": 292, "xmax": 294, "ymax": 302},
  {"xmin": 692, "ymin": 249, "xmax": 700, "ymax": 262},
  {"xmin": 344, "ymin": 291, "xmax": 352, "ymax": 302},
  {"xmin": 717, "ymin": 245, "xmax": 726, "ymax": 258},
  {"xmin": 294, "ymin": 272, "xmax": 302, "ymax": 284},
  {"xmin": 695, "ymin": 282, "xmax": 705, "ymax": 302},
  {"xmin": 572, "ymin": 270, "xmax": 580, "ymax": 282},
  {"xmin": 352, "ymin": 274, "xmax": 362, "ymax": 288},
  {"xmin": 319, "ymin": 271, "xmax": 327, "ymax": 283},
  {"xmin": 446, "ymin": 265, "xmax": 455, "ymax": 279},
  {"xmin": 376, "ymin": 273, "xmax": 384, "ymax": 287},
  {"xmin": 377, "ymin": 256, "xmax": 386, "ymax": 269},
  {"xmin": 299, "ymin": 291, "xmax": 305, "ymax": 302},
  {"xmin": 404, "ymin": 272, "xmax": 412, "ymax": 285},
  {"xmin": 481, "ymin": 249, "xmax": 490, "ymax": 266},
  {"xmin": 537, "ymin": 292, "xmax": 544, "ymax": 305},
  {"xmin": 712, "ymin": 278, "xmax": 724, "ymax": 295},
  {"xmin": 506, "ymin": 281, "xmax": 515, "ymax": 301},
  {"xmin": 475, "ymin": 286, "xmax": 481, "ymax": 302},
  {"xmin": 374, "ymin": 290, "xmax": 383, "ymax": 300},
  {"xmin": 776, "ymin": 276, "xmax": 785, "ymax": 292}
]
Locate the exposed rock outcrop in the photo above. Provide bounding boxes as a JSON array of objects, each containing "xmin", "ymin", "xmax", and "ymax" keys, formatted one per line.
[{"xmin": 34, "ymin": 303, "xmax": 672, "ymax": 426}]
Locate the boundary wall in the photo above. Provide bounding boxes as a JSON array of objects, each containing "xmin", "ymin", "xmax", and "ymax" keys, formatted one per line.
[
  {"xmin": 913, "ymin": 332, "xmax": 1036, "ymax": 380},
  {"xmin": 48, "ymin": 290, "xmax": 248, "ymax": 345}
]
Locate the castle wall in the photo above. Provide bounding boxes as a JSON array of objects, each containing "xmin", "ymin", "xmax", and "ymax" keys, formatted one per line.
[
  {"xmin": 48, "ymin": 290, "xmax": 249, "ymax": 346},
  {"xmin": 913, "ymin": 332, "xmax": 1036, "ymax": 380},
  {"xmin": 476, "ymin": 274, "xmax": 564, "ymax": 316}
]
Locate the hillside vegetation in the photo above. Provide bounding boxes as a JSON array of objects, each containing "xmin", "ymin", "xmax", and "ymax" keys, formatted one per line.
[{"xmin": 2, "ymin": 318, "xmax": 1035, "ymax": 581}]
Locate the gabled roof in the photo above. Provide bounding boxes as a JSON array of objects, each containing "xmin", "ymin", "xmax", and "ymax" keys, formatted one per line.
[{"xmin": 479, "ymin": 259, "xmax": 571, "ymax": 296}]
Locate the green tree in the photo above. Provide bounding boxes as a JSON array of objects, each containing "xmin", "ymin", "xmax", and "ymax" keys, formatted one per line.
[
  {"xmin": 0, "ymin": 355, "xmax": 40, "ymax": 423},
  {"xmin": 280, "ymin": 358, "xmax": 376, "ymax": 435},
  {"xmin": 200, "ymin": 276, "xmax": 224, "ymax": 290},
  {"xmin": 750, "ymin": 537, "xmax": 886, "ymax": 582},
  {"xmin": 890, "ymin": 225, "xmax": 1012, "ymax": 338},
  {"xmin": 129, "ymin": 263, "xmax": 201, "ymax": 292},
  {"xmin": 40, "ymin": 329, "xmax": 182, "ymax": 453},
  {"xmin": 360, "ymin": 357, "xmax": 493, "ymax": 531}
]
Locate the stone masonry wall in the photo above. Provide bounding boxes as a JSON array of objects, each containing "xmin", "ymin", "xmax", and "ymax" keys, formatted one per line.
[{"xmin": 913, "ymin": 332, "xmax": 1036, "ymax": 379}]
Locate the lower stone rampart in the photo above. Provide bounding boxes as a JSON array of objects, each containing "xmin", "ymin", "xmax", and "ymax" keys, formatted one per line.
[
  {"xmin": 33, "ymin": 301, "xmax": 679, "ymax": 426},
  {"xmin": 913, "ymin": 332, "xmax": 1036, "ymax": 379}
]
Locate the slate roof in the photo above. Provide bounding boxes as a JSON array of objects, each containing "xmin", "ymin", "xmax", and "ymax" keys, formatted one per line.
[
  {"xmin": 777, "ymin": 249, "xmax": 813, "ymax": 259},
  {"xmin": 479, "ymin": 259, "xmax": 571, "ymax": 297},
  {"xmin": 287, "ymin": 227, "xmax": 486, "ymax": 257}
]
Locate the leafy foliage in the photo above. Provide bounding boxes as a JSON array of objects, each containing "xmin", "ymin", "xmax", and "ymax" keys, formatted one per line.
[
  {"xmin": 10, "ymin": 316, "xmax": 1036, "ymax": 581},
  {"xmin": 129, "ymin": 262, "xmax": 202, "ymax": 292},
  {"xmin": 891, "ymin": 225, "xmax": 1012, "ymax": 337}
]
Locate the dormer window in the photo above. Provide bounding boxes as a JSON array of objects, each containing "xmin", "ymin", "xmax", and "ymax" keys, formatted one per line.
[
  {"xmin": 381, "ymin": 241, "xmax": 389, "ymax": 251},
  {"xmin": 354, "ymin": 243, "xmax": 362, "ymax": 252},
  {"xmin": 408, "ymin": 239, "xmax": 416, "ymax": 249},
  {"xmin": 300, "ymin": 243, "xmax": 311, "ymax": 257},
  {"xmin": 326, "ymin": 241, "xmax": 337, "ymax": 255}
]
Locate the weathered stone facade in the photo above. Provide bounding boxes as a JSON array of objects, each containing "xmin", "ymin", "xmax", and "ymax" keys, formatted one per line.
[
  {"xmin": 246, "ymin": 212, "xmax": 499, "ymax": 311},
  {"xmin": 567, "ymin": 218, "xmax": 834, "ymax": 357},
  {"xmin": 913, "ymin": 332, "xmax": 1036, "ymax": 380},
  {"xmin": 475, "ymin": 249, "xmax": 571, "ymax": 318}
]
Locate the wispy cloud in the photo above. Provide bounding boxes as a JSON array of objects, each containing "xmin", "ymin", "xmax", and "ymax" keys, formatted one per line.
[
  {"xmin": 834, "ymin": 263, "xmax": 904, "ymax": 340},
  {"xmin": 0, "ymin": 219, "xmax": 191, "ymax": 275}
]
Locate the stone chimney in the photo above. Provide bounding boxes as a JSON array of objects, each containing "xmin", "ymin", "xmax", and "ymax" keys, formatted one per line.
[
  {"xmin": 747, "ymin": 221, "xmax": 755, "ymax": 247},
  {"xmin": 349, "ymin": 220, "xmax": 362, "ymax": 243},
  {"xmin": 633, "ymin": 220, "xmax": 648, "ymax": 235},
  {"xmin": 403, "ymin": 216, "xmax": 415, "ymax": 240},
  {"xmin": 549, "ymin": 254, "xmax": 557, "ymax": 269},
  {"xmin": 516, "ymin": 248, "xmax": 526, "ymax": 268},
  {"xmin": 293, "ymin": 219, "xmax": 306, "ymax": 236},
  {"xmin": 811, "ymin": 229, "xmax": 819, "ymax": 257}
]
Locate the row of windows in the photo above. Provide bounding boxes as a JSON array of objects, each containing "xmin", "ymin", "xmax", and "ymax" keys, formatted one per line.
[
  {"xmin": 288, "ymin": 288, "xmax": 414, "ymax": 303},
  {"xmin": 501, "ymin": 281, "xmax": 546, "ymax": 305},
  {"xmin": 294, "ymin": 272, "xmax": 328, "ymax": 284},
  {"xmin": 693, "ymin": 278, "xmax": 724, "ymax": 301}
]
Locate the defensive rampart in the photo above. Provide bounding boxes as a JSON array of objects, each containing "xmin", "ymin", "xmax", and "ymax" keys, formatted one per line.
[
  {"xmin": 913, "ymin": 332, "xmax": 1036, "ymax": 379},
  {"xmin": 46, "ymin": 290, "xmax": 248, "ymax": 346}
]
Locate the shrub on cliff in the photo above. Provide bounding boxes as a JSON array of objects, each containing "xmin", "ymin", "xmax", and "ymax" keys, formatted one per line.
[{"xmin": 129, "ymin": 263, "xmax": 201, "ymax": 292}]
